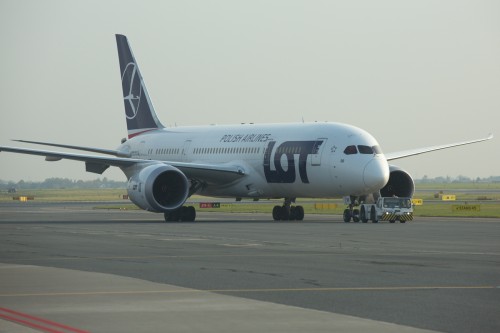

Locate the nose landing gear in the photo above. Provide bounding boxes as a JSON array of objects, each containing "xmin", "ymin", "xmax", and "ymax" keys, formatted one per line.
[{"xmin": 343, "ymin": 195, "xmax": 364, "ymax": 223}]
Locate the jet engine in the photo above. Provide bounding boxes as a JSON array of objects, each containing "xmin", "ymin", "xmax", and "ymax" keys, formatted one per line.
[
  {"xmin": 379, "ymin": 165, "xmax": 415, "ymax": 198},
  {"xmin": 127, "ymin": 164, "xmax": 189, "ymax": 212}
]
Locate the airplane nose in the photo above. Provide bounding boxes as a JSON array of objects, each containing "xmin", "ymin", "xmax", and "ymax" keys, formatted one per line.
[{"xmin": 363, "ymin": 158, "xmax": 389, "ymax": 191}]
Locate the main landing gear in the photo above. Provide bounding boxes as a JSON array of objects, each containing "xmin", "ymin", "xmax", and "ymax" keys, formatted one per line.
[
  {"xmin": 272, "ymin": 198, "xmax": 305, "ymax": 221},
  {"xmin": 164, "ymin": 206, "xmax": 196, "ymax": 222},
  {"xmin": 164, "ymin": 181, "xmax": 202, "ymax": 222}
]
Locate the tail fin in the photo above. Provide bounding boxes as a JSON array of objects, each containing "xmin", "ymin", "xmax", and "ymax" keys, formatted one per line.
[{"xmin": 116, "ymin": 34, "xmax": 164, "ymax": 138}]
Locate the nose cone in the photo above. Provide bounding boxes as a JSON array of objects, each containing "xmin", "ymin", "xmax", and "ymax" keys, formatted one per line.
[{"xmin": 363, "ymin": 158, "xmax": 389, "ymax": 191}]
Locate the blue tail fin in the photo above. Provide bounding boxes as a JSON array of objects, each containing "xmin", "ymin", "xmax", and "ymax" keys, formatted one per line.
[{"xmin": 116, "ymin": 34, "xmax": 164, "ymax": 138}]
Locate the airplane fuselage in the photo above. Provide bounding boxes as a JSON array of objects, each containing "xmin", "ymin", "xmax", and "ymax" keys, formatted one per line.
[{"xmin": 119, "ymin": 122, "xmax": 390, "ymax": 199}]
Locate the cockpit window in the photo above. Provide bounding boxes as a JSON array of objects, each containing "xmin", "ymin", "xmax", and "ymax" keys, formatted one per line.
[
  {"xmin": 357, "ymin": 145, "xmax": 374, "ymax": 154},
  {"xmin": 372, "ymin": 145, "xmax": 382, "ymax": 155},
  {"xmin": 344, "ymin": 145, "xmax": 358, "ymax": 155},
  {"xmin": 344, "ymin": 145, "xmax": 383, "ymax": 155}
]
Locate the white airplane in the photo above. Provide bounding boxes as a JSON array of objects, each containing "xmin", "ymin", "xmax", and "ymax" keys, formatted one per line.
[{"xmin": 0, "ymin": 35, "xmax": 493, "ymax": 222}]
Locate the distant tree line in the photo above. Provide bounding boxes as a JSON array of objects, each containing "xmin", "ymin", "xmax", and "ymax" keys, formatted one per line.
[
  {"xmin": 0, "ymin": 177, "xmax": 127, "ymax": 190},
  {"xmin": 2, "ymin": 175, "xmax": 500, "ymax": 191},
  {"xmin": 415, "ymin": 175, "xmax": 500, "ymax": 184}
]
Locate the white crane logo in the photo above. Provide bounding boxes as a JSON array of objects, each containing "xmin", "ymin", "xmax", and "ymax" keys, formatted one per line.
[{"xmin": 121, "ymin": 62, "xmax": 142, "ymax": 120}]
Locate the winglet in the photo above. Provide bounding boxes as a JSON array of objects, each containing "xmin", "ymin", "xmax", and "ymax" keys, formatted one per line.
[{"xmin": 116, "ymin": 34, "xmax": 165, "ymax": 138}]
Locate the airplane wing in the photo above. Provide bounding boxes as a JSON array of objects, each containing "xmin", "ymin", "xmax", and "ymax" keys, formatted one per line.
[
  {"xmin": 0, "ymin": 146, "xmax": 246, "ymax": 184},
  {"xmin": 11, "ymin": 139, "xmax": 130, "ymax": 157},
  {"xmin": 384, "ymin": 134, "xmax": 493, "ymax": 161}
]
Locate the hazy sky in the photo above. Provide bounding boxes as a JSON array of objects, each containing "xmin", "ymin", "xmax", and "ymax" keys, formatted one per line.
[{"xmin": 1, "ymin": 0, "xmax": 499, "ymax": 182}]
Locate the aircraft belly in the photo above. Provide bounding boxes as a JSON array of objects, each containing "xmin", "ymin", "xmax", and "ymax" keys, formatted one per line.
[{"xmin": 199, "ymin": 169, "xmax": 339, "ymax": 199}]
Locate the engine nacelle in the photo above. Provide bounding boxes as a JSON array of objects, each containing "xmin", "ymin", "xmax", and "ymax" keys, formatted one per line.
[
  {"xmin": 127, "ymin": 164, "xmax": 189, "ymax": 212},
  {"xmin": 379, "ymin": 165, "xmax": 415, "ymax": 198}
]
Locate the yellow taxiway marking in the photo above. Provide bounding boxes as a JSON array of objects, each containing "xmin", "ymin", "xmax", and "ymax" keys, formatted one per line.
[{"xmin": 0, "ymin": 285, "xmax": 497, "ymax": 297}]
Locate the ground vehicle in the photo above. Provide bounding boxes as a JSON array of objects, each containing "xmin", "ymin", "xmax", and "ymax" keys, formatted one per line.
[{"xmin": 358, "ymin": 197, "xmax": 413, "ymax": 223}]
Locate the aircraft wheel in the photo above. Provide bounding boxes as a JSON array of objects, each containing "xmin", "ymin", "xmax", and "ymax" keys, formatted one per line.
[
  {"xmin": 352, "ymin": 209, "xmax": 360, "ymax": 222},
  {"xmin": 370, "ymin": 206, "xmax": 378, "ymax": 223},
  {"xmin": 163, "ymin": 211, "xmax": 171, "ymax": 222},
  {"xmin": 295, "ymin": 206, "xmax": 305, "ymax": 221},
  {"xmin": 182, "ymin": 206, "xmax": 196, "ymax": 222},
  {"xmin": 164, "ymin": 206, "xmax": 196, "ymax": 222},
  {"xmin": 280, "ymin": 205, "xmax": 290, "ymax": 220},
  {"xmin": 343, "ymin": 209, "xmax": 351, "ymax": 223},
  {"xmin": 272, "ymin": 205, "xmax": 281, "ymax": 221},
  {"xmin": 360, "ymin": 206, "xmax": 368, "ymax": 223},
  {"xmin": 164, "ymin": 209, "xmax": 180, "ymax": 222},
  {"xmin": 390, "ymin": 220, "xmax": 396, "ymax": 223}
]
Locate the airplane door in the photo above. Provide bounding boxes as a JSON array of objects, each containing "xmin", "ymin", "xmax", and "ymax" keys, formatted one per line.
[
  {"xmin": 182, "ymin": 140, "xmax": 192, "ymax": 162},
  {"xmin": 329, "ymin": 143, "xmax": 343, "ymax": 192},
  {"xmin": 311, "ymin": 138, "xmax": 327, "ymax": 166},
  {"xmin": 138, "ymin": 140, "xmax": 146, "ymax": 158}
]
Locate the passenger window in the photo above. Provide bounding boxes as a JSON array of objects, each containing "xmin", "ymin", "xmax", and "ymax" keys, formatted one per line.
[
  {"xmin": 358, "ymin": 145, "xmax": 374, "ymax": 154},
  {"xmin": 344, "ymin": 145, "xmax": 358, "ymax": 155}
]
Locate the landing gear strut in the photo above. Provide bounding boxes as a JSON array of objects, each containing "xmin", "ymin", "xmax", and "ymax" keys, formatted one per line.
[
  {"xmin": 273, "ymin": 198, "xmax": 304, "ymax": 221},
  {"xmin": 164, "ymin": 206, "xmax": 196, "ymax": 222}
]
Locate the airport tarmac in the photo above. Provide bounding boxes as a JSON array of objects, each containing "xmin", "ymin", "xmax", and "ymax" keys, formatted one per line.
[{"xmin": 0, "ymin": 201, "xmax": 499, "ymax": 333}]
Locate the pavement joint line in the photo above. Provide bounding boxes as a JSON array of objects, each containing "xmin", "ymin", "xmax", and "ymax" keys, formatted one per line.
[
  {"xmin": 0, "ymin": 285, "xmax": 496, "ymax": 297},
  {"xmin": 1, "ymin": 253, "xmax": 344, "ymax": 261},
  {"xmin": 3, "ymin": 249, "xmax": 499, "ymax": 262}
]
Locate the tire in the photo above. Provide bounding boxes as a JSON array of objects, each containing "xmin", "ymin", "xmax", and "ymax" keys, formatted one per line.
[
  {"xmin": 352, "ymin": 209, "xmax": 360, "ymax": 222},
  {"xmin": 164, "ymin": 211, "xmax": 171, "ymax": 222},
  {"xmin": 164, "ymin": 209, "xmax": 180, "ymax": 222},
  {"xmin": 290, "ymin": 206, "xmax": 297, "ymax": 220},
  {"xmin": 272, "ymin": 205, "xmax": 281, "ymax": 221},
  {"xmin": 370, "ymin": 206, "xmax": 378, "ymax": 223},
  {"xmin": 280, "ymin": 206, "xmax": 290, "ymax": 220},
  {"xmin": 360, "ymin": 206, "xmax": 368, "ymax": 223},
  {"xmin": 180, "ymin": 206, "xmax": 189, "ymax": 222},
  {"xmin": 343, "ymin": 209, "xmax": 351, "ymax": 223},
  {"xmin": 185, "ymin": 206, "xmax": 196, "ymax": 222},
  {"xmin": 295, "ymin": 206, "xmax": 305, "ymax": 221}
]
